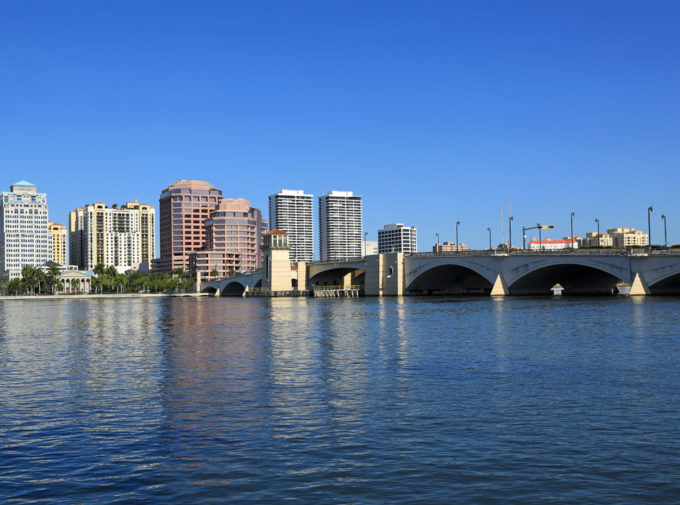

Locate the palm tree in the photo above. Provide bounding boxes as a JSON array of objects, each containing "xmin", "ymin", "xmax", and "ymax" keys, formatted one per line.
[
  {"xmin": 93, "ymin": 263, "xmax": 106, "ymax": 276},
  {"xmin": 210, "ymin": 268, "xmax": 219, "ymax": 279},
  {"xmin": 71, "ymin": 278, "xmax": 81, "ymax": 293},
  {"xmin": 172, "ymin": 267, "xmax": 188, "ymax": 279}
]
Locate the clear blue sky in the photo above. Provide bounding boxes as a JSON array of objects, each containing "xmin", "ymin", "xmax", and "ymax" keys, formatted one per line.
[{"xmin": 2, "ymin": 0, "xmax": 679, "ymax": 253}]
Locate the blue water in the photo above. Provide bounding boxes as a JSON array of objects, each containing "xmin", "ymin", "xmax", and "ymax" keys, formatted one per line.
[{"xmin": 1, "ymin": 296, "xmax": 680, "ymax": 504}]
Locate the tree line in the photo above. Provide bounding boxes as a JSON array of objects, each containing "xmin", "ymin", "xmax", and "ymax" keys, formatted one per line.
[{"xmin": 1, "ymin": 264, "xmax": 195, "ymax": 296}]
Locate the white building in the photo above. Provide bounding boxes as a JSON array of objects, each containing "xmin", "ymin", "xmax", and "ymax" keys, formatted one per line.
[
  {"xmin": 528, "ymin": 238, "xmax": 578, "ymax": 251},
  {"xmin": 268, "ymin": 189, "xmax": 313, "ymax": 264},
  {"xmin": 319, "ymin": 190, "xmax": 362, "ymax": 261},
  {"xmin": 0, "ymin": 181, "xmax": 52, "ymax": 279},
  {"xmin": 69, "ymin": 202, "xmax": 153, "ymax": 272},
  {"xmin": 378, "ymin": 223, "xmax": 418, "ymax": 254},
  {"xmin": 363, "ymin": 240, "xmax": 378, "ymax": 256}
]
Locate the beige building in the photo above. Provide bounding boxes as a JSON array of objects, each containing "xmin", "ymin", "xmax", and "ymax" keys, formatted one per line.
[
  {"xmin": 48, "ymin": 221, "xmax": 67, "ymax": 265},
  {"xmin": 607, "ymin": 227, "xmax": 649, "ymax": 247},
  {"xmin": 69, "ymin": 201, "xmax": 155, "ymax": 272},
  {"xmin": 124, "ymin": 201, "xmax": 156, "ymax": 266},
  {"xmin": 433, "ymin": 241, "xmax": 469, "ymax": 253},
  {"xmin": 583, "ymin": 232, "xmax": 614, "ymax": 247}
]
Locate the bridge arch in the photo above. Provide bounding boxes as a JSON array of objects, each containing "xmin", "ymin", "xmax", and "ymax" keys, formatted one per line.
[
  {"xmin": 309, "ymin": 266, "xmax": 365, "ymax": 289},
  {"xmin": 201, "ymin": 285, "xmax": 219, "ymax": 295},
  {"xmin": 221, "ymin": 280, "xmax": 247, "ymax": 296},
  {"xmin": 507, "ymin": 261, "xmax": 623, "ymax": 296},
  {"xmin": 648, "ymin": 272, "xmax": 680, "ymax": 295},
  {"xmin": 406, "ymin": 264, "xmax": 494, "ymax": 295}
]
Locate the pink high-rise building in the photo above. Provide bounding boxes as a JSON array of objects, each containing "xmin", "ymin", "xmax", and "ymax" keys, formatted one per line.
[
  {"xmin": 153, "ymin": 180, "xmax": 223, "ymax": 274},
  {"xmin": 188, "ymin": 198, "xmax": 267, "ymax": 280}
]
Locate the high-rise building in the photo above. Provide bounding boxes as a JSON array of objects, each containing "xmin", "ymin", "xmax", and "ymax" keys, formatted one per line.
[
  {"xmin": 378, "ymin": 223, "xmax": 418, "ymax": 254},
  {"xmin": 124, "ymin": 200, "xmax": 156, "ymax": 266},
  {"xmin": 0, "ymin": 181, "xmax": 52, "ymax": 279},
  {"xmin": 268, "ymin": 189, "xmax": 313, "ymax": 264},
  {"xmin": 48, "ymin": 221, "xmax": 67, "ymax": 265},
  {"xmin": 318, "ymin": 190, "xmax": 362, "ymax": 261},
  {"xmin": 153, "ymin": 180, "xmax": 223, "ymax": 274},
  {"xmin": 69, "ymin": 202, "xmax": 154, "ymax": 272},
  {"xmin": 188, "ymin": 198, "xmax": 266, "ymax": 280}
]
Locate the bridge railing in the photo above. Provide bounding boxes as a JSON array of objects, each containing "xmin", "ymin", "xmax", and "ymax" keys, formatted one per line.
[
  {"xmin": 314, "ymin": 285, "xmax": 361, "ymax": 291},
  {"xmin": 408, "ymin": 248, "xmax": 680, "ymax": 258}
]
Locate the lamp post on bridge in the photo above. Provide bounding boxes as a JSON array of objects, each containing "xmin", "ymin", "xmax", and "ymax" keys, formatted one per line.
[
  {"xmin": 570, "ymin": 212, "xmax": 575, "ymax": 251},
  {"xmin": 436, "ymin": 232, "xmax": 440, "ymax": 254},
  {"xmin": 509, "ymin": 216, "xmax": 513, "ymax": 252},
  {"xmin": 538, "ymin": 223, "xmax": 543, "ymax": 251},
  {"xmin": 662, "ymin": 214, "xmax": 667, "ymax": 247},
  {"xmin": 595, "ymin": 218, "xmax": 600, "ymax": 247},
  {"xmin": 456, "ymin": 221, "xmax": 460, "ymax": 253},
  {"xmin": 648, "ymin": 206, "xmax": 654, "ymax": 251},
  {"xmin": 487, "ymin": 227, "xmax": 492, "ymax": 251},
  {"xmin": 363, "ymin": 231, "xmax": 367, "ymax": 257}
]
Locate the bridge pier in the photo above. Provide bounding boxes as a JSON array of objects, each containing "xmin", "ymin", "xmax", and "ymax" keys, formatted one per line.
[
  {"xmin": 629, "ymin": 273, "xmax": 650, "ymax": 296},
  {"xmin": 490, "ymin": 274, "xmax": 509, "ymax": 296}
]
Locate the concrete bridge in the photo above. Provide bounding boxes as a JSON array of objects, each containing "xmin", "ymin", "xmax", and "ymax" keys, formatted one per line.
[{"xmin": 201, "ymin": 250, "xmax": 680, "ymax": 296}]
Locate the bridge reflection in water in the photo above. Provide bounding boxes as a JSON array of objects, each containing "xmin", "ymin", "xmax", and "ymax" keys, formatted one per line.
[{"xmin": 202, "ymin": 249, "xmax": 680, "ymax": 297}]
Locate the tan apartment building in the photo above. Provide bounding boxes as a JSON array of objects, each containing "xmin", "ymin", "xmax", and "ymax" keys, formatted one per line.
[
  {"xmin": 69, "ymin": 201, "xmax": 154, "ymax": 272},
  {"xmin": 607, "ymin": 227, "xmax": 649, "ymax": 247},
  {"xmin": 583, "ymin": 232, "xmax": 614, "ymax": 247},
  {"xmin": 48, "ymin": 221, "xmax": 67, "ymax": 265},
  {"xmin": 433, "ymin": 241, "xmax": 469, "ymax": 253}
]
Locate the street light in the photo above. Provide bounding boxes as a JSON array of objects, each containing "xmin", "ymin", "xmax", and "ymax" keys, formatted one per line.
[
  {"xmin": 509, "ymin": 216, "xmax": 513, "ymax": 252},
  {"xmin": 648, "ymin": 206, "xmax": 654, "ymax": 250},
  {"xmin": 436, "ymin": 232, "xmax": 440, "ymax": 254},
  {"xmin": 363, "ymin": 231, "xmax": 368, "ymax": 257},
  {"xmin": 662, "ymin": 214, "xmax": 667, "ymax": 247},
  {"xmin": 570, "ymin": 212, "xmax": 575, "ymax": 251},
  {"xmin": 595, "ymin": 218, "xmax": 600, "ymax": 247},
  {"xmin": 456, "ymin": 221, "xmax": 460, "ymax": 253},
  {"xmin": 487, "ymin": 227, "xmax": 492, "ymax": 251},
  {"xmin": 538, "ymin": 223, "xmax": 543, "ymax": 251}
]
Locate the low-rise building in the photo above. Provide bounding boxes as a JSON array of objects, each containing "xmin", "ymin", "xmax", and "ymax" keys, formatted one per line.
[
  {"xmin": 362, "ymin": 240, "xmax": 378, "ymax": 256},
  {"xmin": 528, "ymin": 238, "xmax": 578, "ymax": 251},
  {"xmin": 583, "ymin": 232, "xmax": 614, "ymax": 247},
  {"xmin": 433, "ymin": 241, "xmax": 469, "ymax": 253}
]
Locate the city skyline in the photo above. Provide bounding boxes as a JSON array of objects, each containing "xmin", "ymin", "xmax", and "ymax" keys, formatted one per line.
[{"xmin": 1, "ymin": 1, "xmax": 679, "ymax": 250}]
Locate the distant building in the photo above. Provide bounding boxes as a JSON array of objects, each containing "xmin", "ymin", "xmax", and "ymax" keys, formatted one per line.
[
  {"xmin": 0, "ymin": 181, "xmax": 51, "ymax": 279},
  {"xmin": 433, "ymin": 241, "xmax": 468, "ymax": 253},
  {"xmin": 562, "ymin": 235, "xmax": 583, "ymax": 247},
  {"xmin": 583, "ymin": 232, "xmax": 613, "ymax": 247},
  {"xmin": 363, "ymin": 240, "xmax": 378, "ymax": 256},
  {"xmin": 607, "ymin": 227, "xmax": 649, "ymax": 247},
  {"xmin": 378, "ymin": 223, "xmax": 417, "ymax": 254},
  {"xmin": 319, "ymin": 190, "xmax": 362, "ymax": 261},
  {"xmin": 153, "ymin": 180, "xmax": 223, "ymax": 274},
  {"xmin": 268, "ymin": 189, "xmax": 313, "ymax": 264},
  {"xmin": 48, "ymin": 221, "xmax": 67, "ymax": 265},
  {"xmin": 528, "ymin": 238, "xmax": 577, "ymax": 251},
  {"xmin": 69, "ymin": 201, "xmax": 154, "ymax": 272},
  {"xmin": 188, "ymin": 198, "xmax": 266, "ymax": 280}
]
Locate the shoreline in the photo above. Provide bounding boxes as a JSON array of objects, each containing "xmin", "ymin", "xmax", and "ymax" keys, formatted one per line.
[{"xmin": 0, "ymin": 293, "xmax": 209, "ymax": 301}]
